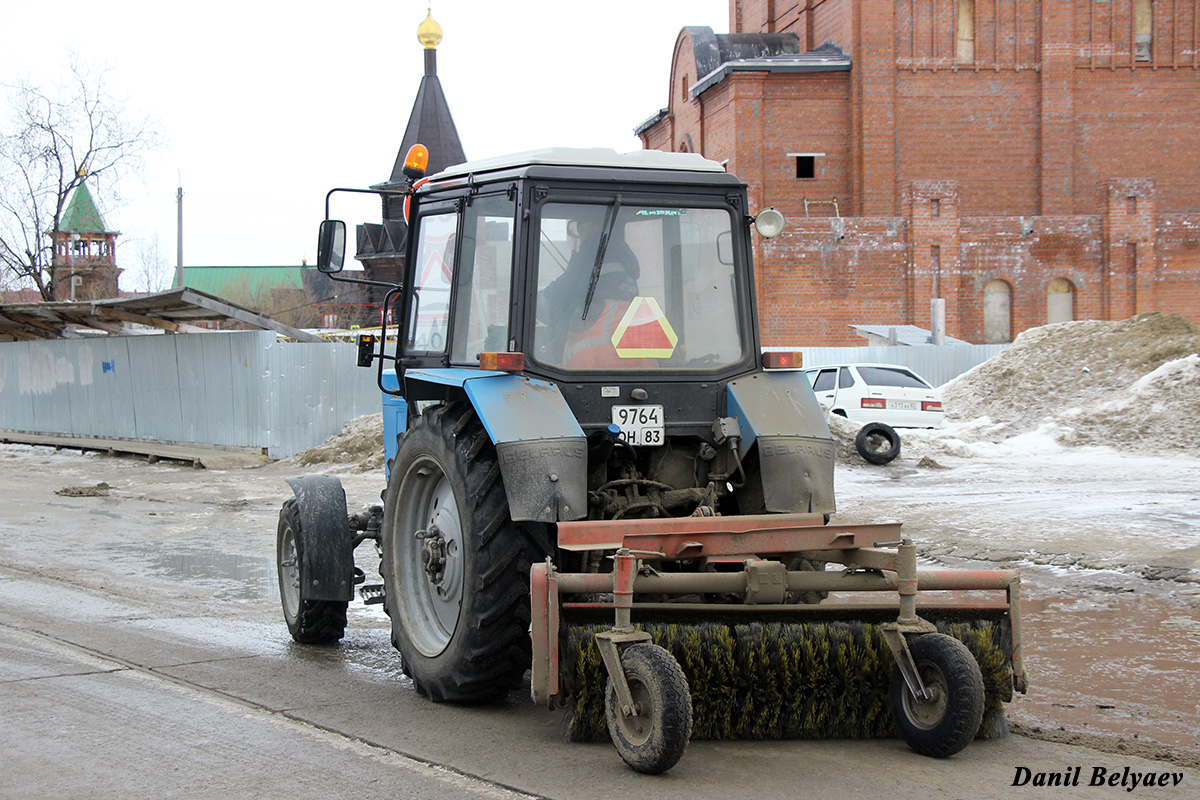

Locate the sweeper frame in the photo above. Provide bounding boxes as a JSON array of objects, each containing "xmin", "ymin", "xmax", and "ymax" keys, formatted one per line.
[{"xmin": 530, "ymin": 513, "xmax": 1028, "ymax": 773}]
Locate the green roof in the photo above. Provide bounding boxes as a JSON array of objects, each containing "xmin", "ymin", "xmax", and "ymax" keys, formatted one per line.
[
  {"xmin": 60, "ymin": 181, "xmax": 114, "ymax": 234},
  {"xmin": 182, "ymin": 265, "xmax": 309, "ymax": 298}
]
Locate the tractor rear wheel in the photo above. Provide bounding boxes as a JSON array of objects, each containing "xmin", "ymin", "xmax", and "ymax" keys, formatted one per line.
[
  {"xmin": 381, "ymin": 402, "xmax": 547, "ymax": 702},
  {"xmin": 276, "ymin": 499, "xmax": 348, "ymax": 644},
  {"xmin": 890, "ymin": 633, "xmax": 985, "ymax": 757}
]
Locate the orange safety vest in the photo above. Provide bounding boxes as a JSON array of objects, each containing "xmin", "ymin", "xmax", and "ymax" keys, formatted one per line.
[{"xmin": 562, "ymin": 300, "xmax": 652, "ymax": 369}]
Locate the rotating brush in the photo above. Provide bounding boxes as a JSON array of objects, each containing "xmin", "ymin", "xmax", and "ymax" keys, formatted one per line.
[{"xmin": 561, "ymin": 619, "xmax": 1011, "ymax": 742}]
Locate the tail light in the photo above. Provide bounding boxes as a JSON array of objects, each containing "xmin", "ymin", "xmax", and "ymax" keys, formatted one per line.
[
  {"xmin": 861, "ymin": 398, "xmax": 886, "ymax": 409},
  {"xmin": 763, "ymin": 351, "xmax": 803, "ymax": 369},
  {"xmin": 479, "ymin": 352, "xmax": 525, "ymax": 372},
  {"xmin": 922, "ymin": 401, "xmax": 943, "ymax": 412}
]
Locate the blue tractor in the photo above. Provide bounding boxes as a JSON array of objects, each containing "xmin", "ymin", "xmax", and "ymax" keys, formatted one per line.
[{"xmin": 276, "ymin": 146, "xmax": 1026, "ymax": 774}]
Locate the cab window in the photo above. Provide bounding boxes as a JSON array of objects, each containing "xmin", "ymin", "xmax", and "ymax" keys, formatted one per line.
[
  {"xmin": 531, "ymin": 200, "xmax": 746, "ymax": 372},
  {"xmin": 450, "ymin": 194, "xmax": 516, "ymax": 364},
  {"xmin": 407, "ymin": 211, "xmax": 458, "ymax": 353}
]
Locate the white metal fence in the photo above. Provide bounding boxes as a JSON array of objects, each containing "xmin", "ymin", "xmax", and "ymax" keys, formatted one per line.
[{"xmin": 0, "ymin": 331, "xmax": 380, "ymax": 459}]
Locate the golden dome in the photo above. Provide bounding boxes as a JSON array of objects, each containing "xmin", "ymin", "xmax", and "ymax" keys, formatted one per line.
[{"xmin": 417, "ymin": 10, "xmax": 443, "ymax": 49}]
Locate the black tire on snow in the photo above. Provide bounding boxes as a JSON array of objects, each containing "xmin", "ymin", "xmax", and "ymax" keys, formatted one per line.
[
  {"xmin": 856, "ymin": 421, "xmax": 901, "ymax": 465},
  {"xmin": 381, "ymin": 402, "xmax": 550, "ymax": 702},
  {"xmin": 276, "ymin": 499, "xmax": 348, "ymax": 644},
  {"xmin": 605, "ymin": 643, "xmax": 693, "ymax": 775},
  {"xmin": 889, "ymin": 633, "xmax": 985, "ymax": 758}
]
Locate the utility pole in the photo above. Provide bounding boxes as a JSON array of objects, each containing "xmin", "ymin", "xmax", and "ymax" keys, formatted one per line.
[{"xmin": 175, "ymin": 184, "xmax": 184, "ymax": 288}]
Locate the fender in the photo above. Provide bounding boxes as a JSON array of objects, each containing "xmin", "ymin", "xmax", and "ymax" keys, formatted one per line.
[
  {"xmin": 284, "ymin": 475, "xmax": 355, "ymax": 602},
  {"xmin": 727, "ymin": 371, "xmax": 837, "ymax": 515},
  {"xmin": 406, "ymin": 369, "xmax": 587, "ymax": 523}
]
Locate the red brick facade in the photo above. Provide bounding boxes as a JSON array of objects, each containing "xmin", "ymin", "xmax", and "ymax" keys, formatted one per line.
[{"xmin": 640, "ymin": 0, "xmax": 1200, "ymax": 344}]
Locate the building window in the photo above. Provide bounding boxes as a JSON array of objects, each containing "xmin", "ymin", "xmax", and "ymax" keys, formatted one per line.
[
  {"xmin": 957, "ymin": 0, "xmax": 975, "ymax": 65},
  {"xmin": 1047, "ymin": 277, "xmax": 1075, "ymax": 324},
  {"xmin": 681, "ymin": 74, "xmax": 689, "ymax": 101},
  {"xmin": 1135, "ymin": 0, "xmax": 1153, "ymax": 62},
  {"xmin": 931, "ymin": 198, "xmax": 941, "ymax": 217},
  {"xmin": 788, "ymin": 152, "xmax": 823, "ymax": 179},
  {"xmin": 983, "ymin": 280, "xmax": 1012, "ymax": 343}
]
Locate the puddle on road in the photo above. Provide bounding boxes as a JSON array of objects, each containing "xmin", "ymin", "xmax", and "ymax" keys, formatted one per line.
[
  {"xmin": 1009, "ymin": 588, "xmax": 1200, "ymax": 756},
  {"xmin": 104, "ymin": 541, "xmax": 278, "ymax": 602}
]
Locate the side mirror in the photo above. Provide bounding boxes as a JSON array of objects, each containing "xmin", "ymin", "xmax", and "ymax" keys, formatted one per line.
[{"xmin": 317, "ymin": 220, "xmax": 346, "ymax": 274}]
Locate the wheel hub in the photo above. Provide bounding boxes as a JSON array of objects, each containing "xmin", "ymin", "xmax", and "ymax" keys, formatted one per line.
[
  {"xmin": 904, "ymin": 666, "xmax": 949, "ymax": 729},
  {"xmin": 418, "ymin": 525, "xmax": 450, "ymax": 587}
]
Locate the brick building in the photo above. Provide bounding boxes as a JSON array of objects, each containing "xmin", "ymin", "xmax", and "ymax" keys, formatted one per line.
[{"xmin": 637, "ymin": 0, "xmax": 1200, "ymax": 345}]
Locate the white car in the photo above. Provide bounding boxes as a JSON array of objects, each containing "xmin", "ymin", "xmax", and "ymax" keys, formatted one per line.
[{"xmin": 802, "ymin": 363, "xmax": 944, "ymax": 428}]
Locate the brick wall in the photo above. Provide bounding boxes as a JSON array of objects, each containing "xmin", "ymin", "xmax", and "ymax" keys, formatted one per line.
[
  {"xmin": 756, "ymin": 216, "xmax": 909, "ymax": 346},
  {"xmin": 640, "ymin": 0, "xmax": 1200, "ymax": 344}
]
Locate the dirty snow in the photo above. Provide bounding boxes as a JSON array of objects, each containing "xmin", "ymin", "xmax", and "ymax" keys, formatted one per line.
[
  {"xmin": 286, "ymin": 412, "xmax": 384, "ymax": 473},
  {"xmin": 823, "ymin": 313, "xmax": 1200, "ymax": 584}
]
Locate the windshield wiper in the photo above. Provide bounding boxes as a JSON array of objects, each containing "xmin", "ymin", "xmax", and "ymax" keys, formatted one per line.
[{"xmin": 581, "ymin": 195, "xmax": 622, "ymax": 321}]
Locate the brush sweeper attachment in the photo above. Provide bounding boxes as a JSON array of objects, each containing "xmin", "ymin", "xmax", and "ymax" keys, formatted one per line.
[{"xmin": 530, "ymin": 515, "xmax": 1027, "ymax": 774}]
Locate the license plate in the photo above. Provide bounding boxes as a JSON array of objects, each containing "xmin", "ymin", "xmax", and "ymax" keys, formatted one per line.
[
  {"xmin": 888, "ymin": 401, "xmax": 919, "ymax": 411},
  {"xmin": 611, "ymin": 404, "xmax": 664, "ymax": 446}
]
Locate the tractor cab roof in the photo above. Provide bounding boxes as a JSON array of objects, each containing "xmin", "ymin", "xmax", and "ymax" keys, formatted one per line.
[{"xmin": 421, "ymin": 148, "xmax": 737, "ymax": 191}]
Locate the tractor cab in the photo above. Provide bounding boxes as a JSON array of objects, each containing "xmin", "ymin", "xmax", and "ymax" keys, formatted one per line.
[{"xmin": 392, "ymin": 149, "xmax": 773, "ymax": 438}]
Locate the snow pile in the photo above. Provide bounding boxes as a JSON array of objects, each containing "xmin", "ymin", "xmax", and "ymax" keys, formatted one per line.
[
  {"xmin": 823, "ymin": 411, "xmax": 867, "ymax": 462},
  {"xmin": 287, "ymin": 413, "xmax": 385, "ymax": 472},
  {"xmin": 941, "ymin": 313, "xmax": 1200, "ymax": 455},
  {"xmin": 1055, "ymin": 353, "xmax": 1200, "ymax": 452}
]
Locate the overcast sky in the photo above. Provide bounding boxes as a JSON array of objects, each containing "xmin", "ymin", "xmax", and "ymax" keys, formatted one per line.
[{"xmin": 0, "ymin": 1, "xmax": 729, "ymax": 288}]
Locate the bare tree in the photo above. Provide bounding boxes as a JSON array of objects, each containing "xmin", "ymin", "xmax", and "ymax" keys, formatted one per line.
[
  {"xmin": 0, "ymin": 59, "xmax": 159, "ymax": 300},
  {"xmin": 127, "ymin": 234, "xmax": 173, "ymax": 295}
]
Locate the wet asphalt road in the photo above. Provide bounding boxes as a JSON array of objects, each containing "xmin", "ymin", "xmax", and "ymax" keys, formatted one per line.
[{"xmin": 1, "ymin": 445, "xmax": 1197, "ymax": 799}]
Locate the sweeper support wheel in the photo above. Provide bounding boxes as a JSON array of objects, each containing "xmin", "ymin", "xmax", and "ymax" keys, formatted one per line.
[
  {"xmin": 889, "ymin": 633, "xmax": 985, "ymax": 758},
  {"xmin": 604, "ymin": 642, "xmax": 693, "ymax": 774}
]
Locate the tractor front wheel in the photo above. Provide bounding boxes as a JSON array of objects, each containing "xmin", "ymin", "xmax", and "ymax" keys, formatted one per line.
[
  {"xmin": 890, "ymin": 633, "xmax": 985, "ymax": 758},
  {"xmin": 604, "ymin": 643, "xmax": 693, "ymax": 774},
  {"xmin": 381, "ymin": 402, "xmax": 546, "ymax": 702}
]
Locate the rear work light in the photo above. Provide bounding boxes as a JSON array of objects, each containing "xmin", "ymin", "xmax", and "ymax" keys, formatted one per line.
[
  {"xmin": 922, "ymin": 401, "xmax": 943, "ymax": 412},
  {"xmin": 479, "ymin": 352, "xmax": 524, "ymax": 372},
  {"xmin": 763, "ymin": 351, "xmax": 803, "ymax": 369},
  {"xmin": 860, "ymin": 398, "xmax": 886, "ymax": 409}
]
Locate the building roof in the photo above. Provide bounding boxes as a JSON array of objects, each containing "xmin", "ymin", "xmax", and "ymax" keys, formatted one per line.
[
  {"xmin": 0, "ymin": 287, "xmax": 321, "ymax": 342},
  {"xmin": 60, "ymin": 180, "xmax": 116, "ymax": 235},
  {"xmin": 384, "ymin": 36, "xmax": 466, "ymax": 186},
  {"xmin": 690, "ymin": 40, "xmax": 853, "ymax": 98},
  {"xmin": 850, "ymin": 324, "xmax": 971, "ymax": 346},
  {"xmin": 182, "ymin": 265, "xmax": 308, "ymax": 297}
]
